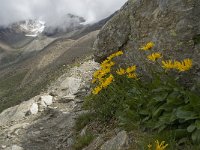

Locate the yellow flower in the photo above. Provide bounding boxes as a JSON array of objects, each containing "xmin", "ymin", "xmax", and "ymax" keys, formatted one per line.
[
  {"xmin": 97, "ymin": 68, "xmax": 111, "ymax": 79},
  {"xmin": 92, "ymin": 86, "xmax": 102, "ymax": 95},
  {"xmin": 107, "ymin": 54, "xmax": 115, "ymax": 60},
  {"xmin": 127, "ymin": 73, "xmax": 137, "ymax": 79},
  {"xmin": 147, "ymin": 52, "xmax": 162, "ymax": 62},
  {"xmin": 115, "ymin": 50, "xmax": 123, "ymax": 56},
  {"xmin": 126, "ymin": 65, "xmax": 137, "ymax": 73},
  {"xmin": 107, "ymin": 51, "xmax": 124, "ymax": 60},
  {"xmin": 116, "ymin": 68, "xmax": 126, "ymax": 75},
  {"xmin": 92, "ymin": 78, "xmax": 96, "ymax": 83},
  {"xmin": 174, "ymin": 59, "xmax": 192, "ymax": 72},
  {"xmin": 161, "ymin": 60, "xmax": 175, "ymax": 70},
  {"xmin": 140, "ymin": 42, "xmax": 155, "ymax": 51},
  {"xmin": 102, "ymin": 74, "xmax": 114, "ymax": 88},
  {"xmin": 162, "ymin": 59, "xmax": 193, "ymax": 72},
  {"xmin": 93, "ymin": 70, "xmax": 101, "ymax": 78},
  {"xmin": 101, "ymin": 59, "xmax": 110, "ymax": 66},
  {"xmin": 155, "ymin": 140, "xmax": 168, "ymax": 150},
  {"xmin": 100, "ymin": 61, "xmax": 115, "ymax": 69}
]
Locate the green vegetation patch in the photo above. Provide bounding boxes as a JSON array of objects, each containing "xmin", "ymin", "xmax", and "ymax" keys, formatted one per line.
[
  {"xmin": 84, "ymin": 42, "xmax": 200, "ymax": 148},
  {"xmin": 73, "ymin": 132, "xmax": 95, "ymax": 150}
]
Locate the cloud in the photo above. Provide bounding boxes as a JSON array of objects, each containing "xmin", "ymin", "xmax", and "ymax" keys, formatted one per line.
[{"xmin": 0, "ymin": 0, "xmax": 127, "ymax": 27}]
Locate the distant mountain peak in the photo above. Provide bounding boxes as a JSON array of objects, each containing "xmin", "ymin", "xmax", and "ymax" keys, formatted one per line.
[{"xmin": 18, "ymin": 20, "xmax": 45, "ymax": 37}]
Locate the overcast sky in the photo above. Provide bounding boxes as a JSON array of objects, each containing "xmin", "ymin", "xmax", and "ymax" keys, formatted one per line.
[{"xmin": 0, "ymin": 0, "xmax": 127, "ymax": 27}]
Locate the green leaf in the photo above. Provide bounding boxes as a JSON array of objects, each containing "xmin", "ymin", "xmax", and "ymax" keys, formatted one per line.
[
  {"xmin": 192, "ymin": 130, "xmax": 200, "ymax": 143},
  {"xmin": 153, "ymin": 93, "xmax": 168, "ymax": 102},
  {"xmin": 187, "ymin": 124, "xmax": 196, "ymax": 133},
  {"xmin": 174, "ymin": 129, "xmax": 189, "ymax": 139},
  {"xmin": 195, "ymin": 120, "xmax": 200, "ymax": 130},
  {"xmin": 152, "ymin": 107, "xmax": 163, "ymax": 119},
  {"xmin": 188, "ymin": 92, "xmax": 200, "ymax": 109},
  {"xmin": 167, "ymin": 91, "xmax": 183, "ymax": 105},
  {"xmin": 176, "ymin": 107, "xmax": 198, "ymax": 121},
  {"xmin": 139, "ymin": 110, "xmax": 149, "ymax": 116}
]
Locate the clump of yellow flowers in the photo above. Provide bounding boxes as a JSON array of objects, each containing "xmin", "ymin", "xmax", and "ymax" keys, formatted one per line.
[
  {"xmin": 92, "ymin": 42, "xmax": 193, "ymax": 95},
  {"xmin": 148, "ymin": 140, "xmax": 168, "ymax": 150},
  {"xmin": 92, "ymin": 51, "xmax": 124, "ymax": 95},
  {"xmin": 162, "ymin": 59, "xmax": 192, "ymax": 72},
  {"xmin": 92, "ymin": 50, "xmax": 137, "ymax": 95},
  {"xmin": 116, "ymin": 65, "xmax": 137, "ymax": 79},
  {"xmin": 141, "ymin": 42, "xmax": 192, "ymax": 72}
]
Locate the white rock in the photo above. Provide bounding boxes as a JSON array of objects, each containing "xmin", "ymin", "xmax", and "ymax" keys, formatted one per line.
[
  {"xmin": 0, "ymin": 98, "xmax": 35, "ymax": 126},
  {"xmin": 60, "ymin": 77, "xmax": 82, "ymax": 94},
  {"xmin": 30, "ymin": 103, "xmax": 38, "ymax": 115},
  {"xmin": 40, "ymin": 95, "xmax": 53, "ymax": 106},
  {"xmin": 11, "ymin": 145, "xmax": 23, "ymax": 150},
  {"xmin": 63, "ymin": 94, "xmax": 76, "ymax": 100},
  {"xmin": 2, "ymin": 145, "xmax": 6, "ymax": 149}
]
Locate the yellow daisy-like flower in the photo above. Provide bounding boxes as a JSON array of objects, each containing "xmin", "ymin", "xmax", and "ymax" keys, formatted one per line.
[
  {"xmin": 102, "ymin": 74, "xmax": 114, "ymax": 88},
  {"xmin": 97, "ymin": 68, "xmax": 111, "ymax": 79},
  {"xmin": 161, "ymin": 60, "xmax": 175, "ymax": 70},
  {"xmin": 115, "ymin": 50, "xmax": 123, "ymax": 56},
  {"xmin": 92, "ymin": 86, "xmax": 102, "ymax": 95},
  {"xmin": 92, "ymin": 78, "xmax": 96, "ymax": 83},
  {"xmin": 100, "ymin": 61, "xmax": 115, "ymax": 69},
  {"xmin": 147, "ymin": 52, "xmax": 162, "ymax": 62},
  {"xmin": 93, "ymin": 70, "xmax": 101, "ymax": 78},
  {"xmin": 174, "ymin": 59, "xmax": 192, "ymax": 72},
  {"xmin": 101, "ymin": 59, "xmax": 110, "ymax": 66},
  {"xmin": 116, "ymin": 68, "xmax": 126, "ymax": 75},
  {"xmin": 107, "ymin": 51, "xmax": 124, "ymax": 60},
  {"xmin": 140, "ymin": 42, "xmax": 155, "ymax": 51},
  {"xmin": 127, "ymin": 73, "xmax": 137, "ymax": 79},
  {"xmin": 155, "ymin": 140, "xmax": 168, "ymax": 150},
  {"xmin": 126, "ymin": 65, "xmax": 137, "ymax": 73}
]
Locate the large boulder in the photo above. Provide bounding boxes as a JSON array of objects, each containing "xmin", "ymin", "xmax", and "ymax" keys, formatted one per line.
[{"xmin": 94, "ymin": 0, "xmax": 200, "ymax": 77}]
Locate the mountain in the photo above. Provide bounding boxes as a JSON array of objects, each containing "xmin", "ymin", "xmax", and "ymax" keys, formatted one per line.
[
  {"xmin": 0, "ymin": 13, "xmax": 113, "ymax": 113},
  {"xmin": 43, "ymin": 13, "xmax": 86, "ymax": 36}
]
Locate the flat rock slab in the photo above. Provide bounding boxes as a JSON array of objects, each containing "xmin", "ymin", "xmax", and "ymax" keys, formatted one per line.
[
  {"xmin": 100, "ymin": 131, "xmax": 128, "ymax": 150},
  {"xmin": 0, "ymin": 99, "xmax": 34, "ymax": 126}
]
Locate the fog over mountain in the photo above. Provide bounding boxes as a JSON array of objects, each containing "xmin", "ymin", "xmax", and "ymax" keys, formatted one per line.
[{"xmin": 0, "ymin": 0, "xmax": 127, "ymax": 27}]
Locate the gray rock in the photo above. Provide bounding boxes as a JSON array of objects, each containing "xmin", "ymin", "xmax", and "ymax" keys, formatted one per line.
[
  {"xmin": 0, "ymin": 99, "xmax": 34, "ymax": 126},
  {"xmin": 100, "ymin": 131, "xmax": 128, "ymax": 150},
  {"xmin": 94, "ymin": 0, "xmax": 200, "ymax": 79},
  {"xmin": 80, "ymin": 126, "xmax": 88, "ymax": 136},
  {"xmin": 83, "ymin": 135, "xmax": 105, "ymax": 150},
  {"xmin": 5, "ymin": 145, "xmax": 24, "ymax": 150},
  {"xmin": 30, "ymin": 103, "xmax": 38, "ymax": 115},
  {"xmin": 60, "ymin": 77, "xmax": 82, "ymax": 94},
  {"xmin": 2, "ymin": 145, "xmax": 7, "ymax": 149},
  {"xmin": 40, "ymin": 95, "xmax": 53, "ymax": 107},
  {"xmin": 67, "ymin": 138, "xmax": 74, "ymax": 147},
  {"xmin": 11, "ymin": 145, "xmax": 24, "ymax": 150}
]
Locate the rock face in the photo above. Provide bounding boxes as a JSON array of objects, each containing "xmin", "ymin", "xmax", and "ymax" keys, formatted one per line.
[
  {"xmin": 94, "ymin": 0, "xmax": 200, "ymax": 76},
  {"xmin": 100, "ymin": 131, "xmax": 128, "ymax": 150}
]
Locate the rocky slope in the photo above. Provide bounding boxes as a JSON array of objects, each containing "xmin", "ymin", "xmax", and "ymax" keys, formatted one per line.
[
  {"xmin": 0, "ymin": 60, "xmax": 99, "ymax": 150},
  {"xmin": 0, "ymin": 13, "xmax": 113, "ymax": 112}
]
